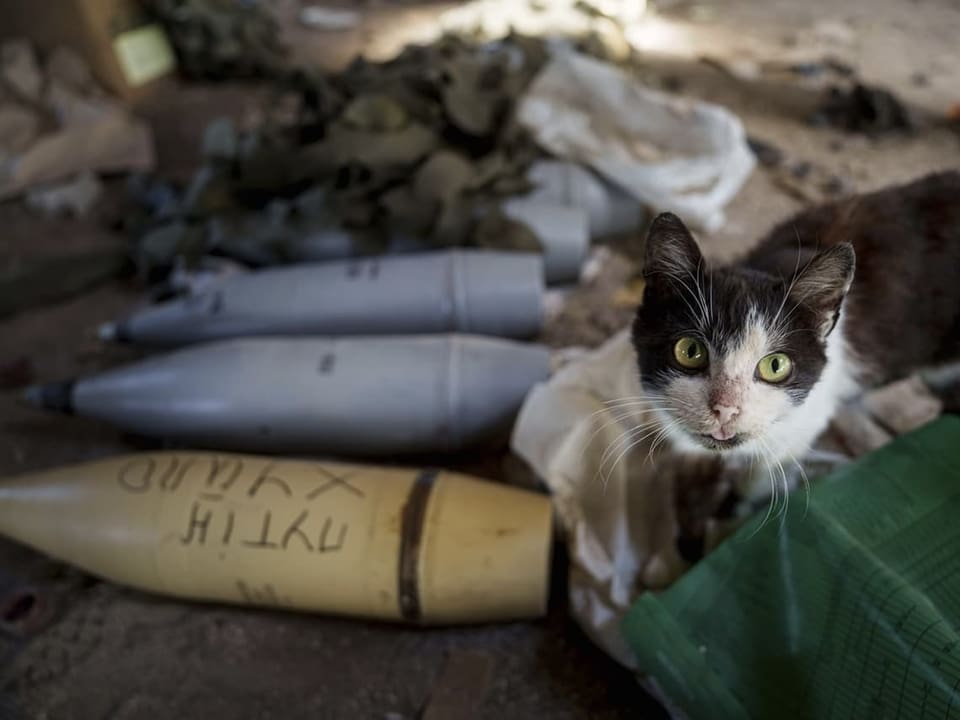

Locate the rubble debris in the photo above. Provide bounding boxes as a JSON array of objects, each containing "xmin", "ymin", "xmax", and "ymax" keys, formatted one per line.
[
  {"xmin": 299, "ymin": 7, "xmax": 361, "ymax": 31},
  {"xmin": 748, "ymin": 135, "xmax": 852, "ymax": 204},
  {"xmin": 144, "ymin": 0, "xmax": 288, "ymax": 80},
  {"xmin": 814, "ymin": 82, "xmax": 913, "ymax": 133},
  {"xmin": 699, "ymin": 55, "xmax": 761, "ymax": 82},
  {"xmin": 127, "ymin": 35, "xmax": 552, "ymax": 278},
  {"xmin": 0, "ymin": 39, "xmax": 154, "ymax": 201},
  {"xmin": 126, "ymin": 8, "xmax": 752, "ymax": 284},
  {"xmin": 0, "ymin": 39, "xmax": 43, "ymax": 100},
  {"xmin": 25, "ymin": 172, "xmax": 104, "ymax": 218},
  {"xmin": 439, "ymin": 0, "xmax": 645, "ymax": 43},
  {"xmin": 746, "ymin": 136, "xmax": 783, "ymax": 168}
]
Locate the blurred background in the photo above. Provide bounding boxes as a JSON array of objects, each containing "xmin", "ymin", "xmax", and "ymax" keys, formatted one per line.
[{"xmin": 0, "ymin": 0, "xmax": 958, "ymax": 717}]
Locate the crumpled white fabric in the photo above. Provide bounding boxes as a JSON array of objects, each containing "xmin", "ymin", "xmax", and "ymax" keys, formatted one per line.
[
  {"xmin": 512, "ymin": 330, "xmax": 692, "ymax": 666},
  {"xmin": 517, "ymin": 51, "xmax": 755, "ymax": 232}
]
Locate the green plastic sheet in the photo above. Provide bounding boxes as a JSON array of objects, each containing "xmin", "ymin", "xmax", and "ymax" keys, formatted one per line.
[{"xmin": 623, "ymin": 416, "xmax": 960, "ymax": 719}]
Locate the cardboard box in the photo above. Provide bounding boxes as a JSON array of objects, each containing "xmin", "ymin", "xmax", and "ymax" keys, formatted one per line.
[{"xmin": 0, "ymin": 0, "xmax": 176, "ymax": 101}]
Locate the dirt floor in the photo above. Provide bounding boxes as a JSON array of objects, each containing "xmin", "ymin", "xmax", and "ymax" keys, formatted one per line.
[{"xmin": 1, "ymin": 0, "xmax": 958, "ymax": 717}]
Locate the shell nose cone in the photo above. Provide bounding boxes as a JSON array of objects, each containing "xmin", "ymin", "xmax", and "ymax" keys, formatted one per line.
[{"xmin": 19, "ymin": 381, "xmax": 75, "ymax": 414}]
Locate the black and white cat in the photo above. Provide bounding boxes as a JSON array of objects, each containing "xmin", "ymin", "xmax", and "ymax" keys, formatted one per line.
[{"xmin": 631, "ymin": 171, "xmax": 960, "ymax": 463}]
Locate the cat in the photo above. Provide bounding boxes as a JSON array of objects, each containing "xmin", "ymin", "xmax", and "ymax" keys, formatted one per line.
[{"xmin": 631, "ymin": 170, "xmax": 960, "ymax": 464}]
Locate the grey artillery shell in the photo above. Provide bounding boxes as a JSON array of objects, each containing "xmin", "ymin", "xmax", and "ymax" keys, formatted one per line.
[
  {"xmin": 103, "ymin": 250, "xmax": 544, "ymax": 346},
  {"xmin": 501, "ymin": 199, "xmax": 589, "ymax": 284},
  {"xmin": 31, "ymin": 335, "xmax": 551, "ymax": 456},
  {"xmin": 525, "ymin": 161, "xmax": 645, "ymax": 239}
]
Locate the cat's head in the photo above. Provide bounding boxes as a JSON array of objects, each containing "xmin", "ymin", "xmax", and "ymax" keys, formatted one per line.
[{"xmin": 631, "ymin": 212, "xmax": 855, "ymax": 458}]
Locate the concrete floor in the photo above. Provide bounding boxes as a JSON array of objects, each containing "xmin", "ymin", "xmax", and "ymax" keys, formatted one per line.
[{"xmin": 1, "ymin": 0, "xmax": 959, "ymax": 717}]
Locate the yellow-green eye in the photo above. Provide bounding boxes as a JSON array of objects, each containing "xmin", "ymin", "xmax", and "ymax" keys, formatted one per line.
[
  {"xmin": 673, "ymin": 337, "xmax": 708, "ymax": 370},
  {"xmin": 757, "ymin": 353, "xmax": 792, "ymax": 383}
]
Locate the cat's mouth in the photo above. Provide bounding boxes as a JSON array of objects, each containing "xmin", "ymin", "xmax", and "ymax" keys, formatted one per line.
[{"xmin": 697, "ymin": 433, "xmax": 745, "ymax": 451}]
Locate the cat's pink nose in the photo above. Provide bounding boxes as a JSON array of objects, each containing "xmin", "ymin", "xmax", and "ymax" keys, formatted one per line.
[{"xmin": 712, "ymin": 404, "xmax": 740, "ymax": 425}]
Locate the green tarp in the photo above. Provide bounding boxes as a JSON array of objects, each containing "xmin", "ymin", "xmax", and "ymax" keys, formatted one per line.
[{"xmin": 624, "ymin": 416, "xmax": 960, "ymax": 719}]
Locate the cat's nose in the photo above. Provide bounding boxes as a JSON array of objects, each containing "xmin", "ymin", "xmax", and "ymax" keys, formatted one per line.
[{"xmin": 712, "ymin": 404, "xmax": 740, "ymax": 425}]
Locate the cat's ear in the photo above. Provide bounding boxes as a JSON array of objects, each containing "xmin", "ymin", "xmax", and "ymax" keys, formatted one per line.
[
  {"xmin": 790, "ymin": 243, "xmax": 856, "ymax": 340},
  {"xmin": 643, "ymin": 212, "xmax": 704, "ymax": 281}
]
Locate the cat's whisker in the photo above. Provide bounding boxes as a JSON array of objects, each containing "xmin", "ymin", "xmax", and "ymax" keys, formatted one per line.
[
  {"xmin": 775, "ymin": 286, "xmax": 819, "ymax": 333},
  {"xmin": 582, "ymin": 406, "xmax": 678, "ymax": 450},
  {"xmin": 645, "ymin": 420, "xmax": 679, "ymax": 465},
  {"xmin": 594, "ymin": 419, "xmax": 666, "ymax": 485},
  {"xmin": 599, "ymin": 399, "xmax": 674, "ymax": 411},
  {"xmin": 686, "ymin": 260, "xmax": 711, "ymax": 327},
  {"xmin": 771, "ymin": 228, "xmax": 805, "ymax": 332},
  {"xmin": 708, "ymin": 270, "xmax": 714, "ymax": 322},
  {"xmin": 599, "ymin": 420, "xmax": 677, "ymax": 486},
  {"xmin": 746, "ymin": 441, "xmax": 778, "ymax": 539},
  {"xmin": 766, "ymin": 433, "xmax": 812, "ymax": 519},
  {"xmin": 757, "ymin": 434, "xmax": 788, "ymax": 525},
  {"xmin": 759, "ymin": 442, "xmax": 779, "ymax": 525},
  {"xmin": 583, "ymin": 413, "xmax": 664, "ymax": 460},
  {"xmin": 601, "ymin": 395, "xmax": 680, "ymax": 406},
  {"xmin": 660, "ymin": 270, "xmax": 709, "ymax": 331},
  {"xmin": 591, "ymin": 415, "xmax": 664, "ymax": 454},
  {"xmin": 588, "ymin": 403, "xmax": 673, "ymax": 421}
]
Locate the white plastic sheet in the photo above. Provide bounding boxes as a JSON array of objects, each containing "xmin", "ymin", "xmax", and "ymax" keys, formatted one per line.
[{"xmin": 517, "ymin": 51, "xmax": 755, "ymax": 231}]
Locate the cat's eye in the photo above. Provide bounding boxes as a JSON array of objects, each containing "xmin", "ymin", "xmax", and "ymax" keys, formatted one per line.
[
  {"xmin": 673, "ymin": 337, "xmax": 708, "ymax": 370},
  {"xmin": 757, "ymin": 353, "xmax": 793, "ymax": 383}
]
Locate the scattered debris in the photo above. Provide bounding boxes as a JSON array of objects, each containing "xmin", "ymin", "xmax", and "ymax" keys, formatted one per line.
[
  {"xmin": 814, "ymin": 82, "xmax": 913, "ymax": 133},
  {"xmin": 126, "ymin": 5, "xmax": 753, "ymax": 283},
  {"xmin": 144, "ymin": 0, "xmax": 288, "ymax": 80},
  {"xmin": 809, "ymin": 18, "xmax": 855, "ymax": 46},
  {"xmin": 299, "ymin": 7, "xmax": 361, "ymax": 31},
  {"xmin": 746, "ymin": 136, "xmax": 784, "ymax": 168},
  {"xmin": 25, "ymin": 172, "xmax": 104, "ymax": 218},
  {"xmin": 0, "ymin": 39, "xmax": 154, "ymax": 201},
  {"xmin": 748, "ymin": 134, "xmax": 852, "ymax": 203},
  {"xmin": 439, "ymin": 0, "xmax": 645, "ymax": 44},
  {"xmin": 783, "ymin": 57, "xmax": 855, "ymax": 78},
  {"xmin": 699, "ymin": 55, "xmax": 762, "ymax": 82},
  {"xmin": 1, "ymin": 39, "xmax": 44, "ymax": 100},
  {"xmin": 126, "ymin": 34, "xmax": 553, "ymax": 277}
]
